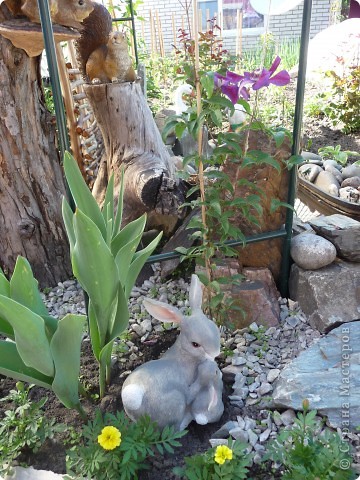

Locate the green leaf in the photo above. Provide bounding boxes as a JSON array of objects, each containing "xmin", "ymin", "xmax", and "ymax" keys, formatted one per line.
[
  {"xmin": 50, "ymin": 313, "xmax": 86, "ymax": 409},
  {"xmin": 124, "ymin": 232, "xmax": 162, "ymax": 299},
  {"xmin": 0, "ymin": 268, "xmax": 10, "ymax": 297},
  {"xmin": 161, "ymin": 117, "xmax": 184, "ymax": 142},
  {"xmin": 63, "ymin": 151, "xmax": 106, "ymax": 239},
  {"xmin": 111, "ymin": 214, "xmax": 146, "ymax": 257},
  {"xmin": 243, "ymin": 150, "xmax": 281, "ymax": 173},
  {"xmin": 175, "ymin": 122, "xmax": 187, "ymax": 139},
  {"xmin": 0, "ymin": 340, "xmax": 53, "ymax": 389},
  {"xmin": 0, "ymin": 315, "xmax": 14, "ymax": 338},
  {"xmin": 72, "ymin": 209, "xmax": 119, "ymax": 347},
  {"xmin": 62, "ymin": 197, "xmax": 76, "ymax": 253},
  {"xmin": 102, "ymin": 173, "xmax": 115, "ymax": 227},
  {"xmin": 287, "ymin": 154, "xmax": 304, "ymax": 170},
  {"xmin": 270, "ymin": 199, "xmax": 294, "ymax": 214},
  {"xmin": 113, "ymin": 167, "xmax": 125, "ymax": 236},
  {"xmin": 108, "ymin": 282, "xmax": 129, "ymax": 339},
  {"xmin": 88, "ymin": 301, "xmax": 101, "ymax": 360},
  {"xmin": 0, "ymin": 295, "xmax": 54, "ymax": 376},
  {"xmin": 10, "ymin": 256, "xmax": 48, "ymax": 317},
  {"xmin": 200, "ymin": 73, "xmax": 214, "ymax": 98}
]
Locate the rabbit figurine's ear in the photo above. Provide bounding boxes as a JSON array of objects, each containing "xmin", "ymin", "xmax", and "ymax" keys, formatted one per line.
[
  {"xmin": 143, "ymin": 298, "xmax": 183, "ymax": 324},
  {"xmin": 189, "ymin": 274, "xmax": 203, "ymax": 311}
]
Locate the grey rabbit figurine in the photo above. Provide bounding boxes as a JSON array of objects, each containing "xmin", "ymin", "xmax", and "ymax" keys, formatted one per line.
[
  {"xmin": 189, "ymin": 359, "xmax": 224, "ymax": 425},
  {"xmin": 121, "ymin": 274, "xmax": 223, "ymax": 431}
]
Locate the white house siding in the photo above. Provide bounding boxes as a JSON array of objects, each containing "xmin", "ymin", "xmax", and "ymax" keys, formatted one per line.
[{"xmin": 134, "ymin": 0, "xmax": 339, "ymax": 55}]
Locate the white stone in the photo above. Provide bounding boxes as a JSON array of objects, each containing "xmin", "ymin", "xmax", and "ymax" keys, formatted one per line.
[{"xmin": 290, "ymin": 233, "xmax": 337, "ymax": 270}]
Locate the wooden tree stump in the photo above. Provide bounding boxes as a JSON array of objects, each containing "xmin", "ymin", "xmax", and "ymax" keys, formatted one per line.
[
  {"xmin": 84, "ymin": 81, "xmax": 186, "ymax": 228},
  {"xmin": 0, "ymin": 3, "xmax": 72, "ymax": 286}
]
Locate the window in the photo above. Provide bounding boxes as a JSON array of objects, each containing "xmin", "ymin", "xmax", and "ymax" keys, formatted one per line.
[{"xmin": 198, "ymin": 0, "xmax": 265, "ymax": 36}]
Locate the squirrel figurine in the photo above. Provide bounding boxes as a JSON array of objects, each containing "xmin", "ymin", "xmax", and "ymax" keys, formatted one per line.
[
  {"xmin": 75, "ymin": 2, "xmax": 136, "ymax": 84},
  {"xmin": 5, "ymin": 0, "xmax": 94, "ymax": 30}
]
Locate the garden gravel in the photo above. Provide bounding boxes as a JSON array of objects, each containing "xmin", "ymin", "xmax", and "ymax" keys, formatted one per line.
[{"xmin": 40, "ymin": 264, "xmax": 360, "ymax": 473}]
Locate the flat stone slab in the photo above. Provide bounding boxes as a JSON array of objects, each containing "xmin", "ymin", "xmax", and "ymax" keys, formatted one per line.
[
  {"xmin": 310, "ymin": 214, "xmax": 360, "ymax": 262},
  {"xmin": 289, "ymin": 260, "xmax": 360, "ymax": 332},
  {"xmin": 272, "ymin": 321, "xmax": 360, "ymax": 431}
]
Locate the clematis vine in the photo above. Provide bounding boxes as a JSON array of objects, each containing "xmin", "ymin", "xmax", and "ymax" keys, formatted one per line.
[{"xmin": 214, "ymin": 56, "xmax": 291, "ymax": 104}]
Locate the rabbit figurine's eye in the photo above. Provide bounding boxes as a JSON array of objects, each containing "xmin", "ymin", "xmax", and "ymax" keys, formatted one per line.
[{"xmin": 192, "ymin": 342, "xmax": 200, "ymax": 348}]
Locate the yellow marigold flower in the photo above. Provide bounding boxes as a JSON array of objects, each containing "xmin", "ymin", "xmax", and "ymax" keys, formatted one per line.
[
  {"xmin": 214, "ymin": 445, "xmax": 233, "ymax": 465},
  {"xmin": 97, "ymin": 426, "xmax": 121, "ymax": 450}
]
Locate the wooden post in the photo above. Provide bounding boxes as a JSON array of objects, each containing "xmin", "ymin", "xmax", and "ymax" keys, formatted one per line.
[
  {"xmin": 198, "ymin": 8, "xmax": 202, "ymax": 32},
  {"xmin": 236, "ymin": 9, "xmax": 243, "ymax": 61},
  {"xmin": 155, "ymin": 9, "xmax": 165, "ymax": 56},
  {"xmin": 55, "ymin": 43, "xmax": 85, "ymax": 177},
  {"xmin": 149, "ymin": 9, "xmax": 156, "ymax": 56},
  {"xmin": 172, "ymin": 12, "xmax": 177, "ymax": 46}
]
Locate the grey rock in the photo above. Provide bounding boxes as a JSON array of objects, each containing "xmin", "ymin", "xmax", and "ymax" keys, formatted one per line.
[
  {"xmin": 290, "ymin": 233, "xmax": 337, "ymax": 270},
  {"xmin": 232, "ymin": 355, "xmax": 247, "ymax": 366},
  {"xmin": 229, "ymin": 428, "xmax": 249, "ymax": 442},
  {"xmin": 212, "ymin": 421, "xmax": 238, "ymax": 438},
  {"xmin": 300, "ymin": 151, "xmax": 323, "ymax": 163},
  {"xmin": 244, "ymin": 417, "xmax": 257, "ymax": 431},
  {"xmin": 272, "ymin": 322, "xmax": 360, "ymax": 431},
  {"xmin": 267, "ymin": 369, "xmax": 281, "ymax": 383},
  {"xmin": 341, "ymin": 176, "xmax": 360, "ymax": 189},
  {"xmin": 314, "ymin": 170, "xmax": 340, "ymax": 196},
  {"xmin": 298, "ymin": 163, "xmax": 323, "ymax": 182},
  {"xmin": 324, "ymin": 164, "xmax": 344, "ymax": 184},
  {"xmin": 339, "ymin": 186, "xmax": 360, "ymax": 203},
  {"xmin": 247, "ymin": 429, "xmax": 259, "ymax": 446},
  {"xmin": 259, "ymin": 428, "xmax": 271, "ymax": 442},
  {"xmin": 289, "ymin": 261, "xmax": 360, "ymax": 332},
  {"xmin": 323, "ymin": 159, "xmax": 342, "ymax": 171},
  {"xmin": 209, "ymin": 439, "xmax": 228, "ymax": 447},
  {"xmin": 280, "ymin": 409, "xmax": 296, "ymax": 426},
  {"xmin": 342, "ymin": 164, "xmax": 360, "ymax": 179},
  {"xmin": 310, "ymin": 214, "xmax": 360, "ymax": 262},
  {"xmin": 286, "ymin": 316, "xmax": 300, "ymax": 328},
  {"xmin": 258, "ymin": 382, "xmax": 273, "ymax": 396}
]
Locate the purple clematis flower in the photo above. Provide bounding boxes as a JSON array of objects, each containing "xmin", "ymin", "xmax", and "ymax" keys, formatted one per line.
[
  {"xmin": 214, "ymin": 56, "xmax": 290, "ymax": 104},
  {"xmin": 214, "ymin": 71, "xmax": 252, "ymax": 104},
  {"xmin": 251, "ymin": 56, "xmax": 291, "ymax": 90}
]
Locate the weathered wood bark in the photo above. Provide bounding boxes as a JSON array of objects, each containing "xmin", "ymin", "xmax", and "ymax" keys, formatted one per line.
[
  {"xmin": 0, "ymin": 3, "xmax": 72, "ymax": 286},
  {"xmin": 84, "ymin": 81, "xmax": 186, "ymax": 228},
  {"xmin": 222, "ymin": 130, "xmax": 291, "ymax": 283}
]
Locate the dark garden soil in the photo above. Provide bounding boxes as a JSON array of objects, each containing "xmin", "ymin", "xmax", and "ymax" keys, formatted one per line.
[
  {"xmin": 0, "ymin": 329, "xmax": 280, "ymax": 480},
  {"xmin": 0, "ymin": 80, "xmax": 359, "ymax": 479}
]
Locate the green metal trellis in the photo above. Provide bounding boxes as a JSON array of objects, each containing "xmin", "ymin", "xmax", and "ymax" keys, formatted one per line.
[{"xmin": 36, "ymin": 0, "xmax": 313, "ymax": 297}]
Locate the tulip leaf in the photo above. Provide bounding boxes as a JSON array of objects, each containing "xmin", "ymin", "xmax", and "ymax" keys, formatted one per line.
[
  {"xmin": 51, "ymin": 313, "xmax": 86, "ymax": 409},
  {"xmin": 124, "ymin": 232, "xmax": 162, "ymax": 298},
  {"xmin": 108, "ymin": 282, "xmax": 129, "ymax": 339},
  {"xmin": 72, "ymin": 209, "xmax": 119, "ymax": 346},
  {"xmin": 0, "ymin": 268, "xmax": 10, "ymax": 297},
  {"xmin": 113, "ymin": 167, "xmax": 125, "ymax": 236},
  {"xmin": 102, "ymin": 173, "xmax": 115, "ymax": 226},
  {"xmin": 0, "ymin": 340, "xmax": 53, "ymax": 389},
  {"xmin": 10, "ymin": 257, "xmax": 49, "ymax": 317},
  {"xmin": 111, "ymin": 214, "xmax": 146, "ymax": 257},
  {"xmin": 0, "ymin": 315, "xmax": 14, "ymax": 338},
  {"xmin": 62, "ymin": 197, "xmax": 76, "ymax": 253},
  {"xmin": 63, "ymin": 151, "xmax": 106, "ymax": 238},
  {"xmin": 0, "ymin": 295, "xmax": 54, "ymax": 377},
  {"xmin": 88, "ymin": 301, "xmax": 101, "ymax": 361}
]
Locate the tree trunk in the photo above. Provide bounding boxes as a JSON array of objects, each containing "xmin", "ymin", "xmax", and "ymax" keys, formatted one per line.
[
  {"xmin": 85, "ymin": 81, "xmax": 186, "ymax": 229},
  {"xmin": 0, "ymin": 4, "xmax": 72, "ymax": 287}
]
